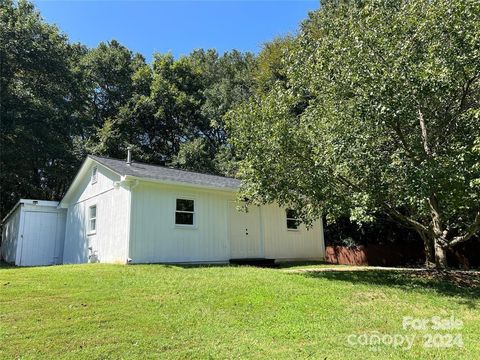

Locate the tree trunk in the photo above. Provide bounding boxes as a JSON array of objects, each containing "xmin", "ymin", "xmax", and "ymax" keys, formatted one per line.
[
  {"xmin": 418, "ymin": 231, "xmax": 435, "ymax": 268},
  {"xmin": 453, "ymin": 248, "xmax": 469, "ymax": 270},
  {"xmin": 434, "ymin": 238, "xmax": 448, "ymax": 269},
  {"xmin": 418, "ymin": 230, "xmax": 448, "ymax": 269}
]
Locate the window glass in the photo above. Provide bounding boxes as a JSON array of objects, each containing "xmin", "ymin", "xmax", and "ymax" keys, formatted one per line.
[
  {"xmin": 91, "ymin": 167, "xmax": 98, "ymax": 184},
  {"xmin": 175, "ymin": 199, "xmax": 195, "ymax": 226},
  {"xmin": 89, "ymin": 205, "xmax": 97, "ymax": 233},
  {"xmin": 175, "ymin": 212, "xmax": 194, "ymax": 225},
  {"xmin": 286, "ymin": 209, "xmax": 301, "ymax": 230},
  {"xmin": 176, "ymin": 199, "xmax": 194, "ymax": 212},
  {"xmin": 286, "ymin": 209, "xmax": 297, "ymax": 219},
  {"xmin": 287, "ymin": 219, "xmax": 301, "ymax": 229}
]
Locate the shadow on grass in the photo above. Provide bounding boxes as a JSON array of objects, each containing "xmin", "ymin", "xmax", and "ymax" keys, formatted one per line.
[
  {"xmin": 0, "ymin": 261, "xmax": 16, "ymax": 270},
  {"xmin": 275, "ymin": 261, "xmax": 330, "ymax": 269},
  {"xmin": 291, "ymin": 270, "xmax": 480, "ymax": 306},
  {"xmin": 130, "ymin": 262, "xmax": 233, "ymax": 269}
]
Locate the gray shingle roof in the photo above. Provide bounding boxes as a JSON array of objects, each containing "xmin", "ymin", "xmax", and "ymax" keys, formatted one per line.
[{"xmin": 89, "ymin": 155, "xmax": 241, "ymax": 190}]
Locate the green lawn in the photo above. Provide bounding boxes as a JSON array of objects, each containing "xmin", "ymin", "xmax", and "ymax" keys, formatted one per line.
[{"xmin": 0, "ymin": 263, "xmax": 478, "ymax": 359}]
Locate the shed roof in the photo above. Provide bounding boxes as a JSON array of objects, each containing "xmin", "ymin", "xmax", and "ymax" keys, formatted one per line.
[
  {"xmin": 2, "ymin": 199, "xmax": 60, "ymax": 224},
  {"xmin": 89, "ymin": 155, "xmax": 241, "ymax": 190}
]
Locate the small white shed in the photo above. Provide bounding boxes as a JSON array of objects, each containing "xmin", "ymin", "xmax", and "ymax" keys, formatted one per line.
[{"xmin": 1, "ymin": 199, "xmax": 66, "ymax": 266}]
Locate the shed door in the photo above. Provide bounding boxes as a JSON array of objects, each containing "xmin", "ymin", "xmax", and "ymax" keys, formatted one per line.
[
  {"xmin": 228, "ymin": 203, "xmax": 263, "ymax": 259},
  {"xmin": 19, "ymin": 212, "xmax": 59, "ymax": 266}
]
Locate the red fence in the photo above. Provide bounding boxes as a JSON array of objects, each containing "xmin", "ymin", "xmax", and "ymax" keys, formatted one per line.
[
  {"xmin": 325, "ymin": 243, "xmax": 425, "ymax": 267},
  {"xmin": 325, "ymin": 246, "xmax": 368, "ymax": 266}
]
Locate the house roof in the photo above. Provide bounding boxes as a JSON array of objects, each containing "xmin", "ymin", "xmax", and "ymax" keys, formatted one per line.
[{"xmin": 89, "ymin": 155, "xmax": 241, "ymax": 190}]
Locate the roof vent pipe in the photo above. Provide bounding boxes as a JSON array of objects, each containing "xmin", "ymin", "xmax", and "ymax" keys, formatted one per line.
[{"xmin": 126, "ymin": 148, "xmax": 132, "ymax": 166}]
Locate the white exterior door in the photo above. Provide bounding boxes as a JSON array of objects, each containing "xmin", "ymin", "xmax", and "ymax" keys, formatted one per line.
[
  {"xmin": 19, "ymin": 211, "xmax": 61, "ymax": 266},
  {"xmin": 228, "ymin": 202, "xmax": 263, "ymax": 259}
]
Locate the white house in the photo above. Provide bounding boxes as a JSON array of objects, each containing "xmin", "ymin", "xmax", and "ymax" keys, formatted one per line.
[{"xmin": 1, "ymin": 154, "xmax": 325, "ymax": 266}]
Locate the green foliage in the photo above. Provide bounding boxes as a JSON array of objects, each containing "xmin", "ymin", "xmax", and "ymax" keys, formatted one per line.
[
  {"xmin": 254, "ymin": 36, "xmax": 294, "ymax": 94},
  {"xmin": 87, "ymin": 49, "xmax": 255, "ymax": 168},
  {"xmin": 79, "ymin": 40, "xmax": 137, "ymax": 127},
  {"xmin": 170, "ymin": 138, "xmax": 216, "ymax": 173},
  {"xmin": 0, "ymin": 1, "xmax": 256, "ymax": 217},
  {"xmin": 170, "ymin": 139, "xmax": 239, "ymax": 176},
  {"xmin": 213, "ymin": 145, "xmax": 239, "ymax": 178},
  {"xmin": 193, "ymin": 49, "xmax": 256, "ymax": 146},
  {"xmin": 0, "ymin": 0, "xmax": 82, "ymax": 214},
  {"xmin": 229, "ymin": 0, "xmax": 480, "ymax": 261}
]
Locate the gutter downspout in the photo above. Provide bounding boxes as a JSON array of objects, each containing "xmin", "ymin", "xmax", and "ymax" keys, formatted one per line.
[{"xmin": 124, "ymin": 177, "xmax": 139, "ymax": 264}]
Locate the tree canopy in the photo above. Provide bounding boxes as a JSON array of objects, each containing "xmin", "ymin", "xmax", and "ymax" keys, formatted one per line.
[
  {"xmin": 228, "ymin": 0, "xmax": 480, "ymax": 267},
  {"xmin": 0, "ymin": 0, "xmax": 82, "ymax": 212},
  {"xmin": 0, "ymin": 0, "xmax": 254, "ymax": 217}
]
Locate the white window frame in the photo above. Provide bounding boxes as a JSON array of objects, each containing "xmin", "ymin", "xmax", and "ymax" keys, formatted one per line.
[
  {"xmin": 88, "ymin": 205, "xmax": 97, "ymax": 235},
  {"xmin": 286, "ymin": 209, "xmax": 301, "ymax": 231},
  {"xmin": 91, "ymin": 166, "xmax": 98, "ymax": 184},
  {"xmin": 174, "ymin": 198, "xmax": 196, "ymax": 228}
]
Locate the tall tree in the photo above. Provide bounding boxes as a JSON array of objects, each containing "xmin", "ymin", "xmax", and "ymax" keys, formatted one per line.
[
  {"xmin": 79, "ymin": 40, "xmax": 146, "ymax": 159},
  {"xmin": 80, "ymin": 40, "xmax": 137, "ymax": 127},
  {"xmin": 229, "ymin": 0, "xmax": 480, "ymax": 268},
  {"xmin": 0, "ymin": 0, "xmax": 81, "ymax": 217},
  {"xmin": 100, "ymin": 52, "xmax": 206, "ymax": 163},
  {"xmin": 191, "ymin": 49, "xmax": 256, "ymax": 147},
  {"xmin": 95, "ymin": 49, "xmax": 256, "ymax": 173},
  {"xmin": 254, "ymin": 36, "xmax": 294, "ymax": 95}
]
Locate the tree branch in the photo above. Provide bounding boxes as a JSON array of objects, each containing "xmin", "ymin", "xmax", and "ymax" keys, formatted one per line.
[
  {"xmin": 382, "ymin": 204, "xmax": 430, "ymax": 235},
  {"xmin": 458, "ymin": 75, "xmax": 478, "ymax": 115},
  {"xmin": 427, "ymin": 194, "xmax": 446, "ymax": 238},
  {"xmin": 298, "ymin": 151, "xmax": 431, "ymax": 237},
  {"xmin": 334, "ymin": 173, "xmax": 430, "ymax": 234},
  {"xmin": 417, "ymin": 106, "xmax": 431, "ymax": 157},
  {"xmin": 449, "ymin": 211, "xmax": 480, "ymax": 248},
  {"xmin": 391, "ymin": 121, "xmax": 421, "ymax": 164},
  {"xmin": 442, "ymin": 74, "xmax": 479, "ymax": 138}
]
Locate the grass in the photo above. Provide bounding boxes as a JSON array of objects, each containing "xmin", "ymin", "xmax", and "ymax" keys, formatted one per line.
[{"xmin": 0, "ymin": 263, "xmax": 479, "ymax": 359}]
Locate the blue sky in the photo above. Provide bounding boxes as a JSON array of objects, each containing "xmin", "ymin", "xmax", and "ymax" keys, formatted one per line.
[{"xmin": 34, "ymin": 1, "xmax": 319, "ymax": 61}]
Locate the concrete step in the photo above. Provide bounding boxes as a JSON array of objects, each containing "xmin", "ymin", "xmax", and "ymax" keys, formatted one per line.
[{"xmin": 229, "ymin": 258, "xmax": 277, "ymax": 267}]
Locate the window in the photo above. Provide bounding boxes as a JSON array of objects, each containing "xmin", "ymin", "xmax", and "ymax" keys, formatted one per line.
[
  {"xmin": 286, "ymin": 209, "xmax": 301, "ymax": 230},
  {"xmin": 88, "ymin": 205, "xmax": 97, "ymax": 234},
  {"xmin": 175, "ymin": 199, "xmax": 195, "ymax": 226},
  {"xmin": 91, "ymin": 166, "xmax": 98, "ymax": 184}
]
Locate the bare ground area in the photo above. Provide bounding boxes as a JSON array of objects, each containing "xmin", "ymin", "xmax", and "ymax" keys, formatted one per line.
[{"xmin": 283, "ymin": 265, "xmax": 480, "ymax": 288}]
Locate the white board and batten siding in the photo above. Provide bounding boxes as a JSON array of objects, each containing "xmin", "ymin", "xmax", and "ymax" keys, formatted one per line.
[
  {"xmin": 130, "ymin": 182, "xmax": 233, "ymax": 263},
  {"xmin": 262, "ymin": 204, "xmax": 324, "ymax": 261},
  {"xmin": 129, "ymin": 181, "xmax": 324, "ymax": 264},
  {"xmin": 1, "ymin": 203, "xmax": 22, "ymax": 264},
  {"xmin": 62, "ymin": 162, "xmax": 130, "ymax": 264},
  {"xmin": 1, "ymin": 200, "xmax": 66, "ymax": 266},
  {"xmin": 227, "ymin": 203, "xmax": 324, "ymax": 261}
]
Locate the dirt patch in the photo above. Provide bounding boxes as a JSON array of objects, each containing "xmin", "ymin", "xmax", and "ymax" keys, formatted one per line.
[
  {"xmin": 285, "ymin": 266, "xmax": 480, "ymax": 288},
  {"xmin": 406, "ymin": 270, "xmax": 480, "ymax": 288}
]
